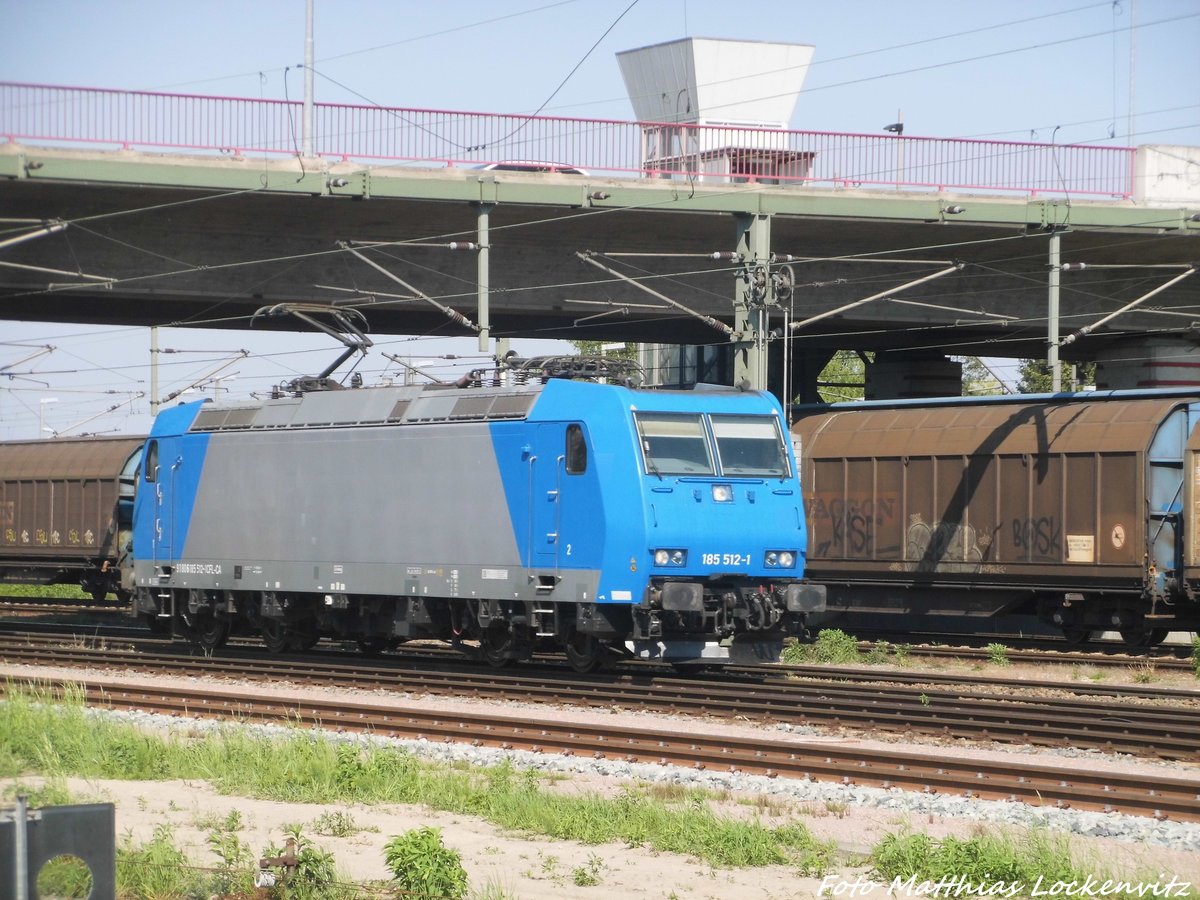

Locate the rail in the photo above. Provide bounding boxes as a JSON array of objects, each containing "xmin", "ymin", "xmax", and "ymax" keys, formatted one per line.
[{"xmin": 1, "ymin": 81, "xmax": 1135, "ymax": 198}]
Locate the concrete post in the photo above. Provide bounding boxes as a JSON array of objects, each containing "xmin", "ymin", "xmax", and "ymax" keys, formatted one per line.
[
  {"xmin": 477, "ymin": 203, "xmax": 493, "ymax": 353},
  {"xmin": 1048, "ymin": 230, "xmax": 1062, "ymax": 392},
  {"xmin": 733, "ymin": 213, "xmax": 772, "ymax": 392}
]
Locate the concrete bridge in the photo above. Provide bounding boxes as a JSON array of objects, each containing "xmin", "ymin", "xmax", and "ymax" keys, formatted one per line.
[{"xmin": 2, "ymin": 82, "xmax": 1198, "ymax": 398}]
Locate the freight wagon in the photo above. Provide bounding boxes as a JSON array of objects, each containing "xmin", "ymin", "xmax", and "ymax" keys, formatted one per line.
[
  {"xmin": 792, "ymin": 390, "xmax": 1200, "ymax": 646},
  {"xmin": 0, "ymin": 436, "xmax": 143, "ymax": 600}
]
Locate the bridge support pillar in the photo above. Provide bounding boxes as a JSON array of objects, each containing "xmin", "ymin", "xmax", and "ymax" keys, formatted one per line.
[
  {"xmin": 1094, "ymin": 336, "xmax": 1200, "ymax": 390},
  {"xmin": 865, "ymin": 353, "xmax": 963, "ymax": 400}
]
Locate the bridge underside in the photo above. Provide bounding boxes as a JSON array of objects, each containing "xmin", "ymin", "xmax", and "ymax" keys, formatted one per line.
[{"xmin": 1, "ymin": 147, "xmax": 1198, "ymax": 367}]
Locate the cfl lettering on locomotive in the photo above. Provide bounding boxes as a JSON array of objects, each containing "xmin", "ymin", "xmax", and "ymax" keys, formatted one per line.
[{"xmin": 131, "ymin": 367, "xmax": 824, "ymax": 670}]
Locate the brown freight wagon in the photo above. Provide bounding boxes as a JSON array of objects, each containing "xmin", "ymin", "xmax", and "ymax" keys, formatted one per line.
[
  {"xmin": 0, "ymin": 436, "xmax": 143, "ymax": 600},
  {"xmin": 792, "ymin": 392, "xmax": 1200, "ymax": 647}
]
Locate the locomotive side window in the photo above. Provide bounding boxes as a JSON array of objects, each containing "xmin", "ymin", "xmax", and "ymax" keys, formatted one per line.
[
  {"xmin": 565, "ymin": 424, "xmax": 587, "ymax": 474},
  {"xmin": 634, "ymin": 414, "xmax": 714, "ymax": 475},
  {"xmin": 144, "ymin": 440, "xmax": 158, "ymax": 484},
  {"xmin": 711, "ymin": 415, "xmax": 790, "ymax": 477}
]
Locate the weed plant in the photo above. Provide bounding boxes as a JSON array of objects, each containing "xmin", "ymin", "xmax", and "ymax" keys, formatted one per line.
[
  {"xmin": 1192, "ymin": 636, "xmax": 1200, "ymax": 678},
  {"xmin": 986, "ymin": 642, "xmax": 1010, "ymax": 666},
  {"xmin": 384, "ymin": 826, "xmax": 469, "ymax": 899},
  {"xmin": 116, "ymin": 824, "xmax": 204, "ymax": 899},
  {"xmin": 781, "ymin": 628, "xmax": 861, "ymax": 665}
]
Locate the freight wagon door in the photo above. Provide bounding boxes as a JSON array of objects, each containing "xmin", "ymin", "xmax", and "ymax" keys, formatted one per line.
[
  {"xmin": 1147, "ymin": 405, "xmax": 1192, "ymax": 591},
  {"xmin": 1185, "ymin": 419, "xmax": 1200, "ymax": 573}
]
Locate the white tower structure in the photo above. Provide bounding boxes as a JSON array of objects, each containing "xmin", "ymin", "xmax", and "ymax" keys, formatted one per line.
[{"xmin": 616, "ymin": 38, "xmax": 814, "ymax": 182}]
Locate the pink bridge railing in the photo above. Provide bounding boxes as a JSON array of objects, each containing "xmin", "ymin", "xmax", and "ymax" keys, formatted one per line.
[{"xmin": 0, "ymin": 82, "xmax": 1136, "ymax": 199}]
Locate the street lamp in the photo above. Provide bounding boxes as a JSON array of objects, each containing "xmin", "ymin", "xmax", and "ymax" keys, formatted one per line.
[
  {"xmin": 884, "ymin": 114, "xmax": 904, "ymax": 188},
  {"xmin": 38, "ymin": 397, "xmax": 58, "ymax": 438}
]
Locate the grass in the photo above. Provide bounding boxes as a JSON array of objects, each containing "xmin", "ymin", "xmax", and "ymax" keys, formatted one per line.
[
  {"xmin": 4, "ymin": 583, "xmax": 93, "ymax": 600},
  {"xmin": 4, "ymin": 684, "xmax": 1185, "ymax": 897},
  {"xmin": 870, "ymin": 829, "xmax": 1194, "ymax": 899},
  {"xmin": 0, "ymin": 682, "xmax": 836, "ymax": 877}
]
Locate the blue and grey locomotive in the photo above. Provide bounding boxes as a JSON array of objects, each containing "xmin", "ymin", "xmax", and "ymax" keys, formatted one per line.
[{"xmin": 131, "ymin": 372, "xmax": 824, "ymax": 670}]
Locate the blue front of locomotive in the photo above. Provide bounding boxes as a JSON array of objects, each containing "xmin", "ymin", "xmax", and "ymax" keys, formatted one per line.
[{"xmin": 502, "ymin": 380, "xmax": 823, "ymax": 658}]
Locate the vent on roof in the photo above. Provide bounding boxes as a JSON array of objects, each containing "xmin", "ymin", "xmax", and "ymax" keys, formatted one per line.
[{"xmin": 190, "ymin": 407, "xmax": 259, "ymax": 432}]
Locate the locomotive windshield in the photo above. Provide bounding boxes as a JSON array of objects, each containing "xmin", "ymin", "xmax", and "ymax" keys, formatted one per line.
[
  {"xmin": 634, "ymin": 412, "xmax": 789, "ymax": 478},
  {"xmin": 635, "ymin": 414, "xmax": 715, "ymax": 475},
  {"xmin": 711, "ymin": 415, "xmax": 790, "ymax": 478}
]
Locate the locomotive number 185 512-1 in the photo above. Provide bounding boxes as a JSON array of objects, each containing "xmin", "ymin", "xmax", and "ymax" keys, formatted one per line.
[{"xmin": 701, "ymin": 552, "xmax": 750, "ymax": 567}]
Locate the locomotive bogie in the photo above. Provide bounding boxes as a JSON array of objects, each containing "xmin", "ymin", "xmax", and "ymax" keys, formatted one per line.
[{"xmin": 794, "ymin": 391, "xmax": 1200, "ymax": 646}]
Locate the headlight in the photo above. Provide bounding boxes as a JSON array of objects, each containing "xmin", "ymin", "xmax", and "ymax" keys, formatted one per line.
[
  {"xmin": 711, "ymin": 484, "xmax": 733, "ymax": 503},
  {"xmin": 653, "ymin": 549, "xmax": 687, "ymax": 567},
  {"xmin": 765, "ymin": 550, "xmax": 797, "ymax": 569}
]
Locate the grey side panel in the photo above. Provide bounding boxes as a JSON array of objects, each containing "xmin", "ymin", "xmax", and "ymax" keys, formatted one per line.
[{"xmin": 175, "ymin": 424, "xmax": 530, "ymax": 595}]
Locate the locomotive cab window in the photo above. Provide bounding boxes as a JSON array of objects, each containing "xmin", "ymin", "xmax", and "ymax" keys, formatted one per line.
[
  {"xmin": 565, "ymin": 423, "xmax": 587, "ymax": 474},
  {"xmin": 144, "ymin": 440, "xmax": 158, "ymax": 483},
  {"xmin": 635, "ymin": 413, "xmax": 715, "ymax": 475},
  {"xmin": 711, "ymin": 415, "xmax": 790, "ymax": 478}
]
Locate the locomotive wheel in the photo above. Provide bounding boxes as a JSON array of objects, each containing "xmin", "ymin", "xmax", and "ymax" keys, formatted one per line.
[
  {"xmin": 194, "ymin": 614, "xmax": 230, "ymax": 652},
  {"xmin": 294, "ymin": 623, "xmax": 321, "ymax": 650},
  {"xmin": 357, "ymin": 636, "xmax": 390, "ymax": 656},
  {"xmin": 357, "ymin": 636, "xmax": 403, "ymax": 656},
  {"xmin": 479, "ymin": 621, "xmax": 517, "ymax": 668},
  {"xmin": 142, "ymin": 612, "xmax": 171, "ymax": 635},
  {"xmin": 1119, "ymin": 626, "xmax": 1169, "ymax": 647},
  {"xmin": 564, "ymin": 630, "xmax": 605, "ymax": 674},
  {"xmin": 260, "ymin": 619, "xmax": 291, "ymax": 654}
]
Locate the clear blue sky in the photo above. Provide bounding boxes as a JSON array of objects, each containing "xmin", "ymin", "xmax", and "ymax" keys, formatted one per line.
[{"xmin": 1, "ymin": 0, "xmax": 1198, "ymax": 438}]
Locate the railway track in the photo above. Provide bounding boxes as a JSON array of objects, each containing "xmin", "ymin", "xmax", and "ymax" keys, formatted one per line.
[
  {"xmin": 2, "ymin": 631, "xmax": 1199, "ymax": 762},
  {"xmin": 3, "ymin": 613, "xmax": 1196, "ymax": 671},
  {"xmin": 2, "ymin": 672, "xmax": 1196, "ymax": 824}
]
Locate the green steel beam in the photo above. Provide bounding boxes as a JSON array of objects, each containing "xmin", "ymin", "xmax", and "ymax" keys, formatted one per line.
[{"xmin": 4, "ymin": 147, "xmax": 1196, "ymax": 233}]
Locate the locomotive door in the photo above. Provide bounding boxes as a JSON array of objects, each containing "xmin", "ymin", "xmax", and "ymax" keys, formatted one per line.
[
  {"xmin": 528, "ymin": 423, "xmax": 587, "ymax": 574},
  {"xmin": 143, "ymin": 437, "xmax": 178, "ymax": 570},
  {"xmin": 528, "ymin": 425, "xmax": 564, "ymax": 572}
]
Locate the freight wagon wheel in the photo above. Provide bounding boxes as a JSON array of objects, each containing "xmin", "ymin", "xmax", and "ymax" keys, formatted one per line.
[
  {"xmin": 1119, "ymin": 626, "xmax": 1169, "ymax": 648},
  {"xmin": 564, "ymin": 630, "xmax": 605, "ymax": 674},
  {"xmin": 1060, "ymin": 625, "xmax": 1094, "ymax": 645}
]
